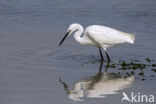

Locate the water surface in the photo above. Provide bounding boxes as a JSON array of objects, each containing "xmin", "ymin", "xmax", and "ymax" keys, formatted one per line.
[{"xmin": 0, "ymin": 0, "xmax": 156, "ymax": 104}]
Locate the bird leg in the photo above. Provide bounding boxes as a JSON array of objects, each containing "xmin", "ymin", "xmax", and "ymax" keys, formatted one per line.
[
  {"xmin": 104, "ymin": 61, "xmax": 110, "ymax": 72},
  {"xmin": 99, "ymin": 48, "xmax": 104, "ymax": 73},
  {"xmin": 99, "ymin": 48, "xmax": 104, "ymax": 61},
  {"xmin": 105, "ymin": 51, "xmax": 111, "ymax": 62},
  {"xmin": 99, "ymin": 58, "xmax": 103, "ymax": 73}
]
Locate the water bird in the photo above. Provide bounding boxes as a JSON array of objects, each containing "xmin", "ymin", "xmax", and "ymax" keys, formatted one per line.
[{"xmin": 59, "ymin": 23, "xmax": 135, "ymax": 62}]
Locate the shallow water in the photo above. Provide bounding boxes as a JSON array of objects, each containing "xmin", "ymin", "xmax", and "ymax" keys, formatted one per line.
[{"xmin": 0, "ymin": 0, "xmax": 156, "ymax": 104}]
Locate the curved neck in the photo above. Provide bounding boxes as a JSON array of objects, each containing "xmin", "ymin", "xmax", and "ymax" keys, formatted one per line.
[{"xmin": 73, "ymin": 25, "xmax": 86, "ymax": 45}]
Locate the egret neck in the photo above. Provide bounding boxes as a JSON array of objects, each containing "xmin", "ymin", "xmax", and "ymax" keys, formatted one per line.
[{"xmin": 73, "ymin": 25, "xmax": 87, "ymax": 45}]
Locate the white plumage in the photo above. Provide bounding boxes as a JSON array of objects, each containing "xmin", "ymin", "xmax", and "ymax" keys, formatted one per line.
[
  {"xmin": 59, "ymin": 23, "xmax": 135, "ymax": 62},
  {"xmin": 85, "ymin": 25, "xmax": 135, "ymax": 46}
]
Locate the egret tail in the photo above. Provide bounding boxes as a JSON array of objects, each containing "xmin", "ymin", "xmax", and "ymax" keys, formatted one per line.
[{"xmin": 117, "ymin": 30, "xmax": 135, "ymax": 44}]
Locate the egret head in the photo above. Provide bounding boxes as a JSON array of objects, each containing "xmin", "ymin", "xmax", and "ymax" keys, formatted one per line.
[{"xmin": 58, "ymin": 23, "xmax": 82, "ymax": 46}]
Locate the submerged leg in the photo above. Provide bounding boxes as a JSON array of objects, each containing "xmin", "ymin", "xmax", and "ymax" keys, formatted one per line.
[
  {"xmin": 99, "ymin": 48, "xmax": 104, "ymax": 73},
  {"xmin": 99, "ymin": 58, "xmax": 103, "ymax": 73},
  {"xmin": 105, "ymin": 51, "xmax": 111, "ymax": 62},
  {"xmin": 104, "ymin": 61, "xmax": 110, "ymax": 72}
]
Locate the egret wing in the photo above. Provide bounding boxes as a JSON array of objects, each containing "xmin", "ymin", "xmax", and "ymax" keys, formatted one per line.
[{"xmin": 86, "ymin": 25, "xmax": 134, "ymax": 45}]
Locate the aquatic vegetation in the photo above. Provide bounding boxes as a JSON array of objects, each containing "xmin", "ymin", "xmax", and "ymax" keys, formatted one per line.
[
  {"xmin": 146, "ymin": 58, "xmax": 151, "ymax": 62},
  {"xmin": 82, "ymin": 57, "xmax": 156, "ymax": 81},
  {"xmin": 152, "ymin": 69, "xmax": 156, "ymax": 72},
  {"xmin": 118, "ymin": 61, "xmax": 147, "ymax": 70},
  {"xmin": 64, "ymin": 55, "xmax": 155, "ymax": 81},
  {"xmin": 152, "ymin": 64, "xmax": 156, "ymax": 67}
]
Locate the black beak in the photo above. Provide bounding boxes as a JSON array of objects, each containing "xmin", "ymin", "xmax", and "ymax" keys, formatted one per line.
[{"xmin": 58, "ymin": 30, "xmax": 71, "ymax": 46}]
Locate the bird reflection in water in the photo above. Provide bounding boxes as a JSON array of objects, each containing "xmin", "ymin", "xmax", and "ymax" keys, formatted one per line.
[{"xmin": 59, "ymin": 61, "xmax": 135, "ymax": 101}]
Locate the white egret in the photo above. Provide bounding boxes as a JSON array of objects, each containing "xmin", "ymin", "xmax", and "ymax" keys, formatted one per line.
[{"xmin": 59, "ymin": 23, "xmax": 135, "ymax": 62}]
